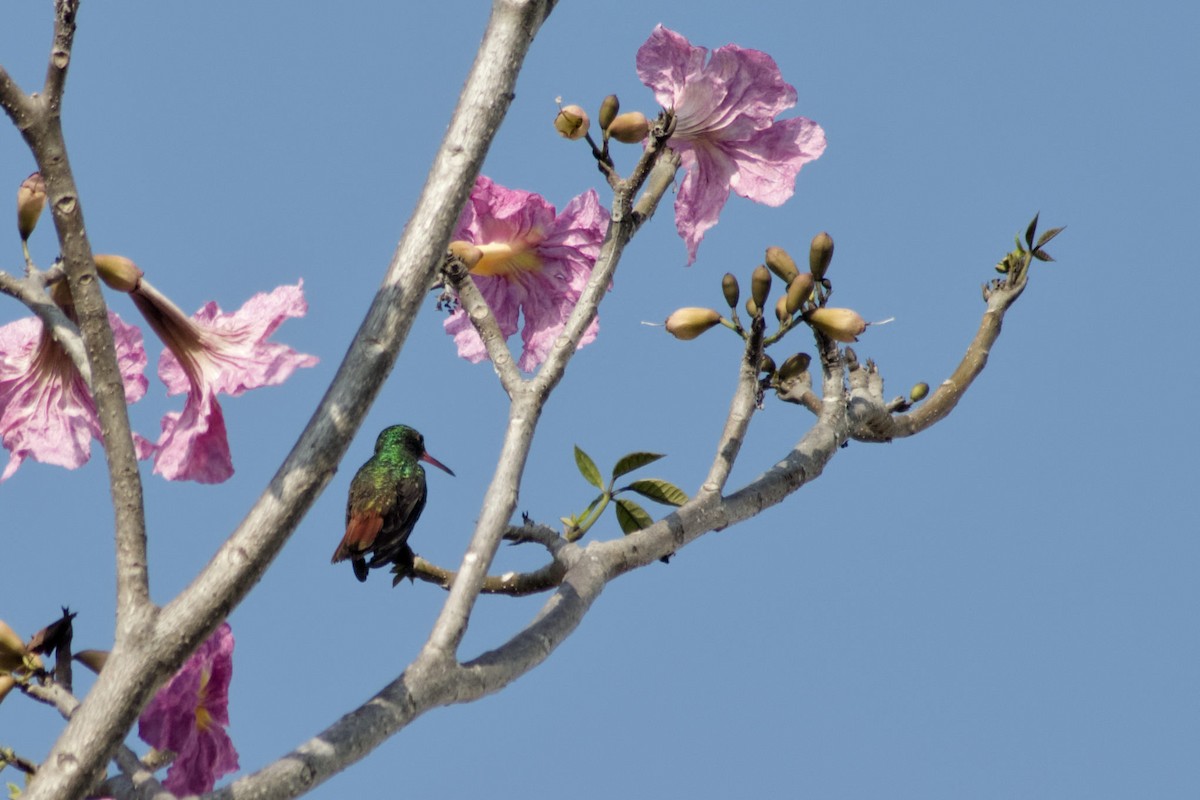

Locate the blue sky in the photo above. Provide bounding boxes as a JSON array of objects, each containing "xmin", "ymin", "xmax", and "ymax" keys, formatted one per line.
[{"xmin": 2, "ymin": 1, "xmax": 1197, "ymax": 798}]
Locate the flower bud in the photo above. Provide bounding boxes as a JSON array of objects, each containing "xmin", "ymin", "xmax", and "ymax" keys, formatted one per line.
[
  {"xmin": 775, "ymin": 294, "xmax": 790, "ymax": 324},
  {"xmin": 0, "ymin": 674, "xmax": 14, "ymax": 705},
  {"xmin": 17, "ymin": 172, "xmax": 46, "ymax": 242},
  {"xmin": 665, "ymin": 307, "xmax": 722, "ymax": 340},
  {"xmin": 447, "ymin": 240, "xmax": 483, "ymax": 271},
  {"xmin": 750, "ymin": 265, "xmax": 771, "ymax": 308},
  {"xmin": 809, "ymin": 232, "xmax": 834, "ymax": 281},
  {"xmin": 721, "ymin": 272, "xmax": 740, "ymax": 309},
  {"xmin": 93, "ymin": 254, "xmax": 143, "ymax": 292},
  {"xmin": 785, "ymin": 273, "xmax": 814, "ymax": 315},
  {"xmin": 807, "ymin": 307, "xmax": 867, "ymax": 342},
  {"xmin": 74, "ymin": 649, "xmax": 110, "ymax": 675},
  {"xmin": 759, "ymin": 353, "xmax": 776, "ymax": 376},
  {"xmin": 909, "ymin": 382, "xmax": 929, "ymax": 402},
  {"xmin": 777, "ymin": 352, "xmax": 811, "ymax": 382},
  {"xmin": 0, "ymin": 618, "xmax": 39, "ymax": 673},
  {"xmin": 554, "ymin": 104, "xmax": 590, "ymax": 140},
  {"xmin": 764, "ymin": 246, "xmax": 799, "ymax": 285},
  {"xmin": 607, "ymin": 112, "xmax": 649, "ymax": 143},
  {"xmin": 745, "ymin": 297, "xmax": 761, "ymax": 319},
  {"xmin": 599, "ymin": 94, "xmax": 620, "ymax": 131}
]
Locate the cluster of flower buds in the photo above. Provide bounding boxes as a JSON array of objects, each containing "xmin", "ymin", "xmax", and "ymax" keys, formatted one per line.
[
  {"xmin": 0, "ymin": 617, "xmax": 43, "ymax": 705},
  {"xmin": 663, "ymin": 231, "xmax": 874, "ymax": 346},
  {"xmin": 742, "ymin": 234, "xmax": 844, "ymax": 332},
  {"xmin": 554, "ymin": 95, "xmax": 650, "ymax": 145}
]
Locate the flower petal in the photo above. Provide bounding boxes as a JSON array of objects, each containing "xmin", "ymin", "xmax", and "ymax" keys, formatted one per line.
[
  {"xmin": 0, "ymin": 313, "xmax": 148, "ymax": 481},
  {"xmin": 139, "ymin": 624, "xmax": 238, "ymax": 795},
  {"xmin": 152, "ymin": 388, "xmax": 233, "ymax": 484},
  {"xmin": 158, "ymin": 282, "xmax": 317, "ymax": 398},
  {"xmin": 443, "ymin": 179, "xmax": 609, "ymax": 371},
  {"xmin": 636, "ymin": 25, "xmax": 825, "ymax": 264}
]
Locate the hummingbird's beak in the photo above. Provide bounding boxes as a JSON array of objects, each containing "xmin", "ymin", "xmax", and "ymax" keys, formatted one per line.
[{"xmin": 421, "ymin": 452, "xmax": 455, "ymax": 477}]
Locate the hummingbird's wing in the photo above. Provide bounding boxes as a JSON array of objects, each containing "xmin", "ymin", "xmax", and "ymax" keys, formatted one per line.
[
  {"xmin": 332, "ymin": 464, "xmax": 390, "ymax": 564},
  {"xmin": 331, "ymin": 511, "xmax": 384, "ymax": 564},
  {"xmin": 365, "ymin": 489, "xmax": 428, "ymax": 570}
]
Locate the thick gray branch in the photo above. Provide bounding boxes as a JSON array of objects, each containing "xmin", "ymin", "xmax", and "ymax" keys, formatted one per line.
[{"xmin": 22, "ymin": 2, "xmax": 557, "ymax": 799}]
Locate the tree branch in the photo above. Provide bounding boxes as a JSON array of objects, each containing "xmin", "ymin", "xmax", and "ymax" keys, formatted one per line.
[
  {"xmin": 210, "ymin": 308, "xmax": 851, "ymax": 800},
  {"xmin": 5, "ymin": 0, "xmax": 154, "ymax": 641},
  {"xmin": 700, "ymin": 315, "xmax": 766, "ymax": 496},
  {"xmin": 439, "ymin": 258, "xmax": 523, "ymax": 395},
  {"xmin": 0, "ymin": 267, "xmax": 92, "ymax": 384},
  {"xmin": 21, "ymin": 680, "xmax": 168, "ymax": 800},
  {"xmin": 22, "ymin": 2, "xmax": 559, "ymax": 799},
  {"xmin": 410, "ymin": 523, "xmax": 568, "ymax": 596},
  {"xmin": 420, "ymin": 121, "xmax": 681, "ymax": 661},
  {"xmin": 43, "ymin": 0, "xmax": 79, "ymax": 109},
  {"xmin": 845, "ymin": 250, "xmax": 1035, "ymax": 442}
]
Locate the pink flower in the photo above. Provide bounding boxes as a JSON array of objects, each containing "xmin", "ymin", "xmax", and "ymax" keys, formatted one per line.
[
  {"xmin": 0, "ymin": 311, "xmax": 148, "ymax": 482},
  {"xmin": 138, "ymin": 623, "xmax": 238, "ymax": 796},
  {"xmin": 443, "ymin": 176, "xmax": 610, "ymax": 372},
  {"xmin": 131, "ymin": 280, "xmax": 317, "ymax": 483},
  {"xmin": 636, "ymin": 25, "xmax": 827, "ymax": 264}
]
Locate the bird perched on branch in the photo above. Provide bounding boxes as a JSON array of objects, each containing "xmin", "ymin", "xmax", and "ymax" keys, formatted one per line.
[{"xmin": 332, "ymin": 425, "xmax": 454, "ymax": 582}]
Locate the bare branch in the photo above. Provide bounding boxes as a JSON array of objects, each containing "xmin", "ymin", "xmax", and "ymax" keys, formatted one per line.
[
  {"xmin": 0, "ymin": 66, "xmax": 37, "ymax": 130},
  {"xmin": 21, "ymin": 680, "xmax": 169, "ymax": 799},
  {"xmin": 411, "ymin": 555, "xmax": 566, "ymax": 596},
  {"xmin": 5, "ymin": 0, "xmax": 153, "ymax": 638},
  {"xmin": 846, "ymin": 250, "xmax": 1036, "ymax": 442},
  {"xmin": 44, "ymin": 0, "xmax": 80, "ymax": 109},
  {"xmin": 410, "ymin": 523, "xmax": 568, "ymax": 596},
  {"xmin": 439, "ymin": 257, "xmax": 523, "ymax": 394},
  {"xmin": 700, "ymin": 316, "xmax": 766, "ymax": 496},
  {"xmin": 0, "ymin": 746, "xmax": 40, "ymax": 777}
]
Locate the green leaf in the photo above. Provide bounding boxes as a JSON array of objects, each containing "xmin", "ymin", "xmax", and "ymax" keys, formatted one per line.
[
  {"xmin": 611, "ymin": 451, "xmax": 665, "ymax": 480},
  {"xmin": 574, "ymin": 445, "xmax": 603, "ymax": 489},
  {"xmin": 1035, "ymin": 225, "xmax": 1066, "ymax": 249},
  {"xmin": 1032, "ymin": 249, "xmax": 1055, "ymax": 262},
  {"xmin": 623, "ymin": 478, "xmax": 688, "ymax": 507},
  {"xmin": 1024, "ymin": 212, "xmax": 1039, "ymax": 250},
  {"xmin": 614, "ymin": 497, "xmax": 654, "ymax": 534}
]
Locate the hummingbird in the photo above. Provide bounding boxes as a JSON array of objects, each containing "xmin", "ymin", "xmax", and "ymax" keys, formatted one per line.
[{"xmin": 331, "ymin": 425, "xmax": 455, "ymax": 582}]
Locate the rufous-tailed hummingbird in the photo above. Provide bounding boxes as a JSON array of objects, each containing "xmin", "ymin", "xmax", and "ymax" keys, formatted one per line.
[{"xmin": 331, "ymin": 425, "xmax": 454, "ymax": 582}]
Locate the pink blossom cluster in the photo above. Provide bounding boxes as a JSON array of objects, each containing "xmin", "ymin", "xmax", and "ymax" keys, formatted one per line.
[{"xmin": 0, "ymin": 276, "xmax": 315, "ymax": 483}]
